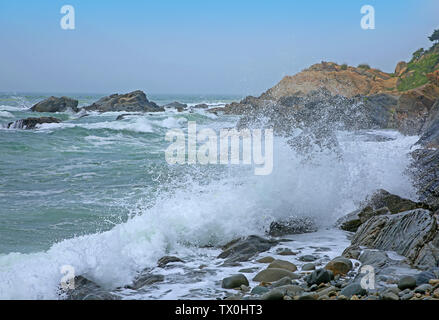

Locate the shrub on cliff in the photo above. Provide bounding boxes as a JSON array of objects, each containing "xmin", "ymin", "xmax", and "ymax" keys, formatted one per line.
[{"xmin": 358, "ymin": 64, "xmax": 371, "ymax": 69}]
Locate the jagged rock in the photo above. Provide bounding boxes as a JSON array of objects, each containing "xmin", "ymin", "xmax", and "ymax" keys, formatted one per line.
[
  {"xmin": 7, "ymin": 117, "xmax": 61, "ymax": 129},
  {"xmin": 157, "ymin": 256, "xmax": 184, "ymax": 268},
  {"xmin": 268, "ymin": 216, "xmax": 317, "ymax": 236},
  {"xmin": 193, "ymin": 103, "xmax": 209, "ymax": 109},
  {"xmin": 84, "ymin": 90, "xmax": 164, "ymax": 112},
  {"xmin": 61, "ymin": 276, "xmax": 119, "ymax": 300},
  {"xmin": 31, "ymin": 96, "xmax": 78, "ymax": 113},
  {"xmin": 411, "ymin": 149, "xmax": 439, "ymax": 210},
  {"xmin": 351, "ymin": 209, "xmax": 438, "ymax": 268},
  {"xmin": 221, "ymin": 274, "xmax": 249, "ymax": 289},
  {"xmin": 127, "ymin": 272, "xmax": 164, "ymax": 290},
  {"xmin": 217, "ymin": 235, "xmax": 279, "ymax": 266},
  {"xmin": 335, "ymin": 210, "xmax": 362, "ymax": 232}
]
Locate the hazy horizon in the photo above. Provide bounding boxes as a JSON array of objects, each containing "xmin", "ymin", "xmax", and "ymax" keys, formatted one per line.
[{"xmin": 1, "ymin": 0, "xmax": 438, "ymax": 95}]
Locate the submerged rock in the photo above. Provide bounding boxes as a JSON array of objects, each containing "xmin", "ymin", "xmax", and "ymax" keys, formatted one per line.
[
  {"xmin": 217, "ymin": 235, "xmax": 278, "ymax": 266},
  {"xmin": 268, "ymin": 216, "xmax": 318, "ymax": 236},
  {"xmin": 7, "ymin": 117, "xmax": 61, "ymax": 129},
  {"xmin": 127, "ymin": 272, "xmax": 164, "ymax": 290},
  {"xmin": 157, "ymin": 256, "xmax": 184, "ymax": 268},
  {"xmin": 31, "ymin": 96, "xmax": 78, "ymax": 113},
  {"xmin": 84, "ymin": 90, "xmax": 164, "ymax": 112}
]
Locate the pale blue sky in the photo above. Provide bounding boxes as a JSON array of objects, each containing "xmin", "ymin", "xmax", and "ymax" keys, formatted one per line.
[{"xmin": 0, "ymin": 0, "xmax": 438, "ymax": 95}]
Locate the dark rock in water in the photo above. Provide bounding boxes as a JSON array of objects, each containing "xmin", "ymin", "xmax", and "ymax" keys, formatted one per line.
[
  {"xmin": 31, "ymin": 96, "xmax": 78, "ymax": 113},
  {"xmin": 7, "ymin": 117, "xmax": 61, "ymax": 129},
  {"xmin": 276, "ymin": 248, "xmax": 298, "ymax": 256},
  {"xmin": 268, "ymin": 216, "xmax": 317, "ymax": 236},
  {"xmin": 157, "ymin": 256, "xmax": 184, "ymax": 268},
  {"xmin": 335, "ymin": 210, "xmax": 362, "ymax": 232},
  {"xmin": 351, "ymin": 209, "xmax": 438, "ymax": 268},
  {"xmin": 61, "ymin": 276, "xmax": 119, "ymax": 300},
  {"xmin": 127, "ymin": 272, "xmax": 164, "ymax": 290},
  {"xmin": 306, "ymin": 269, "xmax": 333, "ymax": 286},
  {"xmin": 340, "ymin": 283, "xmax": 366, "ymax": 298},
  {"xmin": 217, "ymin": 235, "xmax": 278, "ymax": 266},
  {"xmin": 398, "ymin": 276, "xmax": 417, "ymax": 290},
  {"xmin": 415, "ymin": 268, "xmax": 439, "ymax": 286},
  {"xmin": 193, "ymin": 103, "xmax": 209, "ymax": 109},
  {"xmin": 115, "ymin": 113, "xmax": 142, "ymax": 120},
  {"xmin": 221, "ymin": 274, "xmax": 249, "ymax": 289},
  {"xmin": 164, "ymin": 101, "xmax": 187, "ymax": 109},
  {"xmin": 324, "ymin": 257, "xmax": 353, "ymax": 276},
  {"xmin": 253, "ymin": 268, "xmax": 300, "ymax": 282},
  {"xmin": 84, "ymin": 90, "xmax": 164, "ymax": 112},
  {"xmin": 299, "ymin": 255, "xmax": 318, "ymax": 262},
  {"xmin": 164, "ymin": 101, "xmax": 187, "ymax": 112}
]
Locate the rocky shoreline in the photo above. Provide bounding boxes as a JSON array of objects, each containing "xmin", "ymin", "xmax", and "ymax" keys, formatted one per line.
[{"xmin": 59, "ymin": 188, "xmax": 439, "ymax": 301}]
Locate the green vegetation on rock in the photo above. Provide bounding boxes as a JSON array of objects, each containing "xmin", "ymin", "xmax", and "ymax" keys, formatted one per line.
[{"xmin": 397, "ymin": 52, "xmax": 439, "ymax": 91}]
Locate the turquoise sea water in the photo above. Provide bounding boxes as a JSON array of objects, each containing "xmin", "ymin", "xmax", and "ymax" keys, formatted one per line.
[{"xmin": 0, "ymin": 93, "xmax": 241, "ymax": 254}]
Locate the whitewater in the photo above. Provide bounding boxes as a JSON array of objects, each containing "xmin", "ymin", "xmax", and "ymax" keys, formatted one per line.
[{"xmin": 0, "ymin": 93, "xmax": 419, "ymax": 299}]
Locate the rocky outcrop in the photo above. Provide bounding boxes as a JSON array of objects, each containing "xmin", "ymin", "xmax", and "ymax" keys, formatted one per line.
[
  {"xmin": 7, "ymin": 117, "xmax": 61, "ymax": 129},
  {"xmin": 31, "ymin": 96, "xmax": 78, "ymax": 113},
  {"xmin": 84, "ymin": 90, "xmax": 164, "ymax": 112},
  {"xmin": 411, "ymin": 149, "xmax": 439, "ymax": 210},
  {"xmin": 260, "ymin": 62, "xmax": 397, "ymax": 100},
  {"xmin": 164, "ymin": 101, "xmax": 187, "ymax": 112},
  {"xmin": 349, "ymin": 209, "xmax": 438, "ymax": 268}
]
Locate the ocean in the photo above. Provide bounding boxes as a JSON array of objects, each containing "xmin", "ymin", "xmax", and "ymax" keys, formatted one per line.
[{"xmin": 0, "ymin": 92, "xmax": 419, "ymax": 299}]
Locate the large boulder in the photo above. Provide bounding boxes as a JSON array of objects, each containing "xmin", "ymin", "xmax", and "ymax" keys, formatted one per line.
[
  {"xmin": 31, "ymin": 96, "xmax": 78, "ymax": 113},
  {"xmin": 350, "ymin": 209, "xmax": 438, "ymax": 268},
  {"xmin": 7, "ymin": 117, "xmax": 61, "ymax": 129},
  {"xmin": 217, "ymin": 235, "xmax": 279, "ymax": 266},
  {"xmin": 324, "ymin": 257, "xmax": 353, "ymax": 276},
  {"xmin": 221, "ymin": 274, "xmax": 249, "ymax": 289},
  {"xmin": 84, "ymin": 90, "xmax": 164, "ymax": 112}
]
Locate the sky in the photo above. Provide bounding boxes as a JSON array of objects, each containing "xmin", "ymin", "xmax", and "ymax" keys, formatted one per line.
[{"xmin": 0, "ymin": 0, "xmax": 438, "ymax": 95}]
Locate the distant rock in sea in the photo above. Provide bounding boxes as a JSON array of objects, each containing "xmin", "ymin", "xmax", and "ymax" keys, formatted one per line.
[
  {"xmin": 7, "ymin": 117, "xmax": 61, "ymax": 129},
  {"xmin": 84, "ymin": 90, "xmax": 164, "ymax": 112},
  {"xmin": 31, "ymin": 96, "xmax": 78, "ymax": 113}
]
